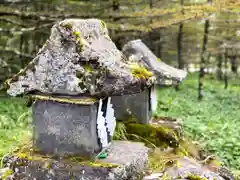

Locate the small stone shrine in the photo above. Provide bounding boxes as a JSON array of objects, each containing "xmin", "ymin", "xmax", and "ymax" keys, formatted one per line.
[
  {"xmin": 4, "ymin": 19, "xmax": 153, "ymax": 179},
  {"xmin": 112, "ymin": 39, "xmax": 187, "ymax": 124}
]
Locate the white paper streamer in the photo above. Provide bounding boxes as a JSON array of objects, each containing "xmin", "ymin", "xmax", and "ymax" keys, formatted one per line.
[
  {"xmin": 97, "ymin": 99, "xmax": 108, "ymax": 148},
  {"xmin": 105, "ymin": 97, "xmax": 116, "ymax": 136},
  {"xmin": 151, "ymin": 86, "xmax": 158, "ymax": 112}
]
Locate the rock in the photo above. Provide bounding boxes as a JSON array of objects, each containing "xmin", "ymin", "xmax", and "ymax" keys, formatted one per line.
[
  {"xmin": 112, "ymin": 40, "xmax": 187, "ymax": 124},
  {"xmin": 3, "ymin": 141, "xmax": 149, "ymax": 180},
  {"xmin": 152, "ymin": 117, "xmax": 183, "ymax": 137},
  {"xmin": 164, "ymin": 157, "xmax": 225, "ymax": 180},
  {"xmin": 122, "ymin": 39, "xmax": 187, "ymax": 85},
  {"xmin": 5, "ymin": 19, "xmax": 154, "ymax": 97},
  {"xmin": 112, "ymin": 88, "xmax": 152, "ymax": 124},
  {"xmin": 32, "ymin": 99, "xmax": 102, "ymax": 158},
  {"xmin": 143, "ymin": 173, "xmax": 163, "ymax": 180},
  {"xmin": 0, "ymin": 167, "xmax": 11, "ymax": 179}
]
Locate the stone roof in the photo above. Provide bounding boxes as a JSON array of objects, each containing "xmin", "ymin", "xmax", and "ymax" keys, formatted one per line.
[
  {"xmin": 122, "ymin": 39, "xmax": 187, "ymax": 85},
  {"xmin": 6, "ymin": 19, "xmax": 155, "ymax": 98}
]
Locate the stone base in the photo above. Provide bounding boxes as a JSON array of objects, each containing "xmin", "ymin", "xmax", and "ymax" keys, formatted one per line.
[
  {"xmin": 4, "ymin": 141, "xmax": 148, "ymax": 180},
  {"xmin": 32, "ymin": 100, "xmax": 102, "ymax": 158},
  {"xmin": 111, "ymin": 89, "xmax": 152, "ymax": 124}
]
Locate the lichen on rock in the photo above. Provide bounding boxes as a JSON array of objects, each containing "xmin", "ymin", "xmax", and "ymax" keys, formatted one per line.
[{"xmin": 6, "ymin": 19, "xmax": 154, "ymax": 98}]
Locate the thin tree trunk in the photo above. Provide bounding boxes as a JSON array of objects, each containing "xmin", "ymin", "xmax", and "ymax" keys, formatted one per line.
[
  {"xmin": 177, "ymin": 23, "xmax": 184, "ymax": 69},
  {"xmin": 224, "ymin": 49, "xmax": 228, "ymax": 89},
  {"xmin": 112, "ymin": 0, "xmax": 119, "ymax": 11},
  {"xmin": 198, "ymin": 20, "xmax": 209, "ymax": 100},
  {"xmin": 175, "ymin": 23, "xmax": 184, "ymax": 91},
  {"xmin": 216, "ymin": 54, "xmax": 223, "ymax": 80},
  {"xmin": 231, "ymin": 53, "xmax": 237, "ymax": 74},
  {"xmin": 149, "ymin": 0, "xmax": 153, "ymax": 9},
  {"xmin": 157, "ymin": 33, "xmax": 162, "ymax": 59}
]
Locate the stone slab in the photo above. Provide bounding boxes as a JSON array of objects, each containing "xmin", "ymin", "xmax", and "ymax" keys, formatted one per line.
[
  {"xmin": 111, "ymin": 88, "xmax": 152, "ymax": 124},
  {"xmin": 32, "ymin": 100, "xmax": 101, "ymax": 158},
  {"xmin": 3, "ymin": 141, "xmax": 149, "ymax": 180}
]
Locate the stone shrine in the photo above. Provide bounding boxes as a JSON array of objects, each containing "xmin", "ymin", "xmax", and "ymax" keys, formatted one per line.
[
  {"xmin": 112, "ymin": 39, "xmax": 187, "ymax": 124},
  {"xmin": 5, "ymin": 19, "xmax": 154, "ymax": 159}
]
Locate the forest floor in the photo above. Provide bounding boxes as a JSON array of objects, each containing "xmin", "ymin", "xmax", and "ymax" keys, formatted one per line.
[
  {"xmin": 155, "ymin": 73, "xmax": 240, "ymax": 170},
  {"xmin": 0, "ymin": 73, "xmax": 239, "ymax": 172}
]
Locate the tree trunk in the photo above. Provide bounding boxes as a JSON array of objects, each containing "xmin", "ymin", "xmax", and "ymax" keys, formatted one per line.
[
  {"xmin": 175, "ymin": 23, "xmax": 184, "ymax": 91},
  {"xmin": 112, "ymin": 0, "xmax": 120, "ymax": 11},
  {"xmin": 198, "ymin": 20, "xmax": 209, "ymax": 100},
  {"xmin": 177, "ymin": 23, "xmax": 184, "ymax": 70},
  {"xmin": 216, "ymin": 54, "xmax": 223, "ymax": 80},
  {"xmin": 224, "ymin": 49, "xmax": 228, "ymax": 89},
  {"xmin": 231, "ymin": 54, "xmax": 237, "ymax": 74},
  {"xmin": 149, "ymin": 0, "xmax": 153, "ymax": 9}
]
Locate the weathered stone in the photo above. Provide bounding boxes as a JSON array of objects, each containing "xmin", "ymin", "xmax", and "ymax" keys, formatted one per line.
[
  {"xmin": 3, "ymin": 141, "xmax": 149, "ymax": 180},
  {"xmin": 112, "ymin": 88, "xmax": 152, "ymax": 124},
  {"xmin": 122, "ymin": 39, "xmax": 187, "ymax": 85},
  {"xmin": 164, "ymin": 157, "xmax": 225, "ymax": 180},
  {"xmin": 32, "ymin": 99, "xmax": 101, "ymax": 158},
  {"xmin": 6, "ymin": 20, "xmax": 154, "ymax": 97},
  {"xmin": 143, "ymin": 173, "xmax": 163, "ymax": 180},
  {"xmin": 112, "ymin": 40, "xmax": 187, "ymax": 124}
]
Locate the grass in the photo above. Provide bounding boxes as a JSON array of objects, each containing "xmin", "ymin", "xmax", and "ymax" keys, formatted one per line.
[
  {"xmin": 0, "ymin": 96, "xmax": 31, "ymax": 159},
  {"xmin": 155, "ymin": 73, "xmax": 240, "ymax": 170}
]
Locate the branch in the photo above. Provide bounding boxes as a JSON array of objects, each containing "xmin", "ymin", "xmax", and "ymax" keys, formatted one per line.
[
  {"xmin": 0, "ymin": 17, "xmax": 27, "ymax": 27},
  {"xmin": 0, "ymin": 23, "xmax": 53, "ymax": 34},
  {"xmin": 0, "ymin": 46, "xmax": 34, "ymax": 59}
]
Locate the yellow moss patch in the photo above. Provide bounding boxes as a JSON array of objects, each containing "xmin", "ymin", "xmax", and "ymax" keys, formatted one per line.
[
  {"xmin": 29, "ymin": 95, "xmax": 97, "ymax": 105},
  {"xmin": 100, "ymin": 20, "xmax": 107, "ymax": 29},
  {"xmin": 11, "ymin": 139, "xmax": 119, "ymax": 169},
  {"xmin": 1, "ymin": 169, "xmax": 13, "ymax": 180},
  {"xmin": 73, "ymin": 31, "xmax": 86, "ymax": 51},
  {"xmin": 84, "ymin": 64, "xmax": 94, "ymax": 73},
  {"xmin": 129, "ymin": 62, "xmax": 153, "ymax": 80},
  {"xmin": 148, "ymin": 148, "xmax": 184, "ymax": 172},
  {"xmin": 186, "ymin": 174, "xmax": 207, "ymax": 180}
]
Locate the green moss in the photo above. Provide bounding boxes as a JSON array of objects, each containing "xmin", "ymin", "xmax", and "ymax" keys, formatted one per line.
[
  {"xmin": 100, "ymin": 20, "xmax": 107, "ymax": 29},
  {"xmin": 9, "ymin": 140, "xmax": 118, "ymax": 169},
  {"xmin": 129, "ymin": 62, "xmax": 153, "ymax": 80},
  {"xmin": 60, "ymin": 22, "xmax": 73, "ymax": 31},
  {"xmin": 1, "ymin": 169, "xmax": 13, "ymax": 180},
  {"xmin": 73, "ymin": 31, "xmax": 85, "ymax": 51},
  {"xmin": 186, "ymin": 174, "xmax": 207, "ymax": 180},
  {"xmin": 156, "ymin": 58, "xmax": 161, "ymax": 62},
  {"xmin": 84, "ymin": 64, "xmax": 94, "ymax": 73},
  {"xmin": 124, "ymin": 123, "xmax": 179, "ymax": 148}
]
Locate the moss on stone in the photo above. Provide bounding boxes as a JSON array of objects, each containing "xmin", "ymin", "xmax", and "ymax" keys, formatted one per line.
[
  {"xmin": 1, "ymin": 169, "xmax": 13, "ymax": 180},
  {"xmin": 73, "ymin": 31, "xmax": 85, "ymax": 51},
  {"xmin": 29, "ymin": 95, "xmax": 97, "ymax": 105},
  {"xmin": 148, "ymin": 148, "xmax": 183, "ymax": 173},
  {"xmin": 9, "ymin": 140, "xmax": 119, "ymax": 170},
  {"xmin": 100, "ymin": 20, "xmax": 107, "ymax": 29},
  {"xmin": 129, "ymin": 62, "xmax": 153, "ymax": 80},
  {"xmin": 186, "ymin": 174, "xmax": 207, "ymax": 180},
  {"xmin": 124, "ymin": 123, "xmax": 179, "ymax": 148},
  {"xmin": 84, "ymin": 64, "xmax": 94, "ymax": 73},
  {"xmin": 60, "ymin": 22, "xmax": 73, "ymax": 31}
]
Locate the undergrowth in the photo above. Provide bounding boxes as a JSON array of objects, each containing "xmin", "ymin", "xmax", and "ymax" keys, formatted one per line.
[
  {"xmin": 0, "ymin": 96, "xmax": 31, "ymax": 158},
  {"xmin": 155, "ymin": 73, "xmax": 240, "ymax": 170}
]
